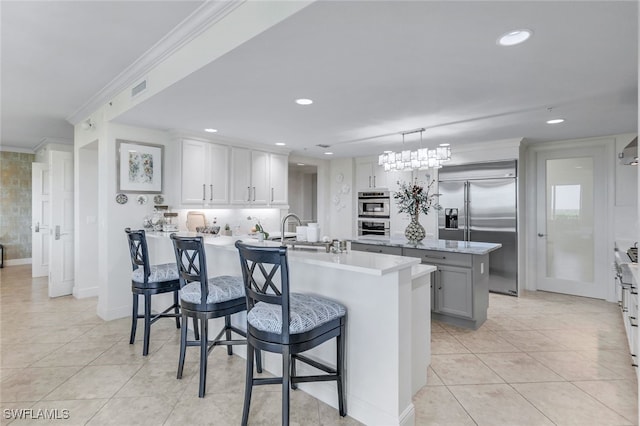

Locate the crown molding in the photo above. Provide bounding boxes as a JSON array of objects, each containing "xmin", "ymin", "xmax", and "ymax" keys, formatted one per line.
[
  {"xmin": 66, "ymin": 0, "xmax": 245, "ymax": 126},
  {"xmin": 33, "ymin": 137, "xmax": 74, "ymax": 153},
  {"xmin": 0, "ymin": 145, "xmax": 36, "ymax": 154}
]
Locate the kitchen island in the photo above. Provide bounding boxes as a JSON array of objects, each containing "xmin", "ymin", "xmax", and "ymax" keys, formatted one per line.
[
  {"xmin": 146, "ymin": 232, "xmax": 435, "ymax": 426},
  {"xmin": 352, "ymin": 237, "xmax": 502, "ymax": 329}
]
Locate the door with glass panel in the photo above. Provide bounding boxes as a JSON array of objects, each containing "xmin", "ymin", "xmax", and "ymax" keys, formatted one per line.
[{"xmin": 535, "ymin": 147, "xmax": 607, "ymax": 299}]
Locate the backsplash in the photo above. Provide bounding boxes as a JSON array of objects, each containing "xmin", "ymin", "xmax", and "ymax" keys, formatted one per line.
[{"xmin": 0, "ymin": 152, "xmax": 35, "ymax": 260}]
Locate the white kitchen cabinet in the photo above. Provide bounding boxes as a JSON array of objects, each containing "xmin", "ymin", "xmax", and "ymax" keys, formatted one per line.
[
  {"xmin": 181, "ymin": 139, "xmax": 229, "ymax": 205},
  {"xmin": 356, "ymin": 158, "xmax": 387, "ymax": 190},
  {"xmin": 231, "ymin": 148, "xmax": 285, "ymax": 205},
  {"xmin": 269, "ymin": 153, "xmax": 288, "ymax": 205}
]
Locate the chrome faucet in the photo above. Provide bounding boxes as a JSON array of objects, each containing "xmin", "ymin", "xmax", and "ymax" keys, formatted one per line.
[{"xmin": 281, "ymin": 213, "xmax": 302, "ymax": 242}]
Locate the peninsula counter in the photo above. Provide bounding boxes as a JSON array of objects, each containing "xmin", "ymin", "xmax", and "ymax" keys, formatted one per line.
[{"xmin": 146, "ymin": 232, "xmax": 435, "ymax": 426}]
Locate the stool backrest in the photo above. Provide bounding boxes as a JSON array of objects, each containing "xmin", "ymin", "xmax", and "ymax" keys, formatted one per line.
[
  {"xmin": 125, "ymin": 228, "xmax": 151, "ymax": 283},
  {"xmin": 235, "ymin": 241, "xmax": 292, "ymax": 342},
  {"xmin": 170, "ymin": 234, "xmax": 209, "ymax": 306}
]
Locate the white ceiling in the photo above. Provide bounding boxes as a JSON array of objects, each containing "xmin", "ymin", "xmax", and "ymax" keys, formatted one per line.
[{"xmin": 2, "ymin": 1, "xmax": 638, "ymax": 158}]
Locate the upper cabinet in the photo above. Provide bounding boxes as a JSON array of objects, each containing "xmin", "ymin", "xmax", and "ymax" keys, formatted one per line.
[
  {"xmin": 181, "ymin": 139, "xmax": 229, "ymax": 205},
  {"xmin": 230, "ymin": 147, "xmax": 288, "ymax": 206},
  {"xmin": 181, "ymin": 140, "xmax": 287, "ymax": 207},
  {"xmin": 355, "ymin": 158, "xmax": 387, "ymax": 190},
  {"xmin": 269, "ymin": 153, "xmax": 288, "ymax": 205}
]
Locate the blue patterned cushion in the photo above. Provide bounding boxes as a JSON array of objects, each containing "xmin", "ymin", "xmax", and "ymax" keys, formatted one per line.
[
  {"xmin": 132, "ymin": 263, "xmax": 179, "ymax": 283},
  {"xmin": 247, "ymin": 293, "xmax": 346, "ymax": 334},
  {"xmin": 180, "ymin": 275, "xmax": 244, "ymax": 304}
]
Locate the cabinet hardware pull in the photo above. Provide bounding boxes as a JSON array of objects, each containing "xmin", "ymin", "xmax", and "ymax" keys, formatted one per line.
[
  {"xmin": 630, "ymin": 317, "xmax": 638, "ymax": 327},
  {"xmin": 253, "ymin": 187, "xmax": 256, "ymax": 201},
  {"xmin": 34, "ymin": 222, "xmax": 39, "ymax": 233},
  {"xmin": 271, "ymin": 188, "xmax": 274, "ymax": 203},
  {"xmin": 203, "ymin": 184, "xmax": 206, "ymax": 201},
  {"xmin": 373, "ymin": 175, "xmax": 376, "ymax": 187},
  {"xmin": 424, "ymin": 255, "xmax": 446, "ymax": 260},
  {"xmin": 210, "ymin": 184, "xmax": 213, "ymax": 201},
  {"xmin": 247, "ymin": 187, "xmax": 251, "ymax": 202},
  {"xmin": 368, "ymin": 176, "xmax": 371, "ymax": 188}
]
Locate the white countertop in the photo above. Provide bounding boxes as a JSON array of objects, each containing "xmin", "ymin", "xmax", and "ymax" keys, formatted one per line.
[
  {"xmin": 147, "ymin": 232, "xmax": 420, "ymax": 276},
  {"xmin": 354, "ymin": 236, "xmax": 502, "ymax": 255}
]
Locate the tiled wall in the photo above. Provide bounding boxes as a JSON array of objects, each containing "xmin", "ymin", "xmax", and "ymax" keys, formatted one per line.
[{"xmin": 0, "ymin": 152, "xmax": 34, "ymax": 260}]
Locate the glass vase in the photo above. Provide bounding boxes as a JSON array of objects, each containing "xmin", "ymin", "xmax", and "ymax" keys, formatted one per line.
[{"xmin": 405, "ymin": 214, "xmax": 426, "ymax": 244}]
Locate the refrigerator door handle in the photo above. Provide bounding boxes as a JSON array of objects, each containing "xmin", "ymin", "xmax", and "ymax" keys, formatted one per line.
[{"xmin": 464, "ymin": 181, "xmax": 470, "ymax": 241}]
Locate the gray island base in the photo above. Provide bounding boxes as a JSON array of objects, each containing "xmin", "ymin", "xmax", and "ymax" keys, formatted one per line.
[{"xmin": 351, "ymin": 238, "xmax": 502, "ymax": 330}]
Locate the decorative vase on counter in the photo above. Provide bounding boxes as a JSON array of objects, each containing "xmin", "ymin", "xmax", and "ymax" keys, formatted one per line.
[{"xmin": 405, "ymin": 214, "xmax": 426, "ymax": 244}]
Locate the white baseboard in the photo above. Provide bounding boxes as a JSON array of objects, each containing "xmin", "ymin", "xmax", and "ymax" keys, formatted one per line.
[
  {"xmin": 4, "ymin": 258, "xmax": 32, "ymax": 266},
  {"xmin": 97, "ymin": 304, "xmax": 130, "ymax": 321},
  {"xmin": 73, "ymin": 286, "xmax": 98, "ymax": 299}
]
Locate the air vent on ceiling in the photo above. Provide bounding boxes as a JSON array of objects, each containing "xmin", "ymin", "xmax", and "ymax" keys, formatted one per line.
[
  {"xmin": 131, "ymin": 79, "xmax": 147, "ymax": 98},
  {"xmin": 316, "ymin": 144, "xmax": 331, "ymax": 148}
]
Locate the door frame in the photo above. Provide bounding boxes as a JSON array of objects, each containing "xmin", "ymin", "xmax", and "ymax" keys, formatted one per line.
[
  {"xmin": 525, "ymin": 137, "xmax": 615, "ymax": 301},
  {"xmin": 31, "ymin": 162, "xmax": 50, "ymax": 277}
]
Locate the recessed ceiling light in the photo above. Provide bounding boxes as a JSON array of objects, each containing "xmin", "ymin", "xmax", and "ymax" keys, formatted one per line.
[
  {"xmin": 383, "ymin": 150, "xmax": 393, "ymax": 154},
  {"xmin": 324, "ymin": 152, "xmax": 333, "ymax": 155},
  {"xmin": 439, "ymin": 143, "xmax": 450, "ymax": 147},
  {"xmin": 497, "ymin": 29, "xmax": 533, "ymax": 46},
  {"xmin": 275, "ymin": 142, "xmax": 286, "ymax": 146},
  {"xmin": 295, "ymin": 98, "xmax": 313, "ymax": 105},
  {"xmin": 546, "ymin": 118, "xmax": 565, "ymax": 124},
  {"xmin": 297, "ymin": 163, "xmax": 305, "ymax": 166},
  {"xmin": 204, "ymin": 128, "xmax": 218, "ymax": 133}
]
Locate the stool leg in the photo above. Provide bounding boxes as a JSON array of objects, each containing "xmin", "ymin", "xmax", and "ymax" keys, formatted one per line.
[
  {"xmin": 225, "ymin": 315, "xmax": 233, "ymax": 356},
  {"xmin": 282, "ymin": 346, "xmax": 290, "ymax": 426},
  {"xmin": 142, "ymin": 293, "xmax": 152, "ymax": 356},
  {"xmin": 256, "ymin": 349, "xmax": 263, "ymax": 374},
  {"xmin": 193, "ymin": 317, "xmax": 200, "ymax": 341},
  {"xmin": 177, "ymin": 313, "xmax": 188, "ymax": 379},
  {"xmin": 173, "ymin": 291, "xmax": 181, "ymax": 329},
  {"xmin": 290, "ymin": 355, "xmax": 297, "ymax": 390},
  {"xmin": 198, "ymin": 317, "xmax": 208, "ymax": 398},
  {"xmin": 129, "ymin": 294, "xmax": 138, "ymax": 344},
  {"xmin": 241, "ymin": 343, "xmax": 255, "ymax": 426},
  {"xmin": 337, "ymin": 323, "xmax": 347, "ymax": 417}
]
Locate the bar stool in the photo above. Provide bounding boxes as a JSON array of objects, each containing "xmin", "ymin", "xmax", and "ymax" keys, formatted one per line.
[
  {"xmin": 124, "ymin": 228, "xmax": 181, "ymax": 356},
  {"xmin": 170, "ymin": 234, "xmax": 262, "ymax": 398},
  {"xmin": 235, "ymin": 241, "xmax": 347, "ymax": 425}
]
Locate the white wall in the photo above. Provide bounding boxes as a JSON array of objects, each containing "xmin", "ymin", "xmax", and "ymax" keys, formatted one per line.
[
  {"xmin": 75, "ymin": 141, "xmax": 99, "ymax": 298},
  {"xmin": 613, "ymin": 134, "xmax": 638, "ymax": 240},
  {"xmin": 327, "ymin": 158, "xmax": 355, "ymax": 239}
]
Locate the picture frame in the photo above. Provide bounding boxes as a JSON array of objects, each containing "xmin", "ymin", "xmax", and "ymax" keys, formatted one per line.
[{"xmin": 116, "ymin": 139, "xmax": 163, "ymax": 193}]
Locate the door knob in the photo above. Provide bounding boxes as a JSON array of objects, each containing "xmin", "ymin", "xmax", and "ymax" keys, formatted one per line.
[{"xmin": 537, "ymin": 233, "xmax": 546, "ymax": 237}]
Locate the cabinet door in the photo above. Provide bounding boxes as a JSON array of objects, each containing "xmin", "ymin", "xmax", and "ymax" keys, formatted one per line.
[
  {"xmin": 355, "ymin": 161, "xmax": 373, "ymax": 190},
  {"xmin": 251, "ymin": 151, "xmax": 269, "ymax": 205},
  {"xmin": 436, "ymin": 265, "xmax": 473, "ymax": 319},
  {"xmin": 269, "ymin": 153, "xmax": 288, "ymax": 205},
  {"xmin": 208, "ymin": 143, "xmax": 229, "ymax": 204},
  {"xmin": 230, "ymin": 147, "xmax": 252, "ymax": 204},
  {"xmin": 181, "ymin": 139, "xmax": 209, "ymax": 204},
  {"xmin": 372, "ymin": 163, "xmax": 387, "ymax": 189}
]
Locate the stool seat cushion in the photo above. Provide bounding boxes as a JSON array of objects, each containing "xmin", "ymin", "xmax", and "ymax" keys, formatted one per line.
[
  {"xmin": 132, "ymin": 263, "xmax": 179, "ymax": 283},
  {"xmin": 248, "ymin": 293, "xmax": 346, "ymax": 335},
  {"xmin": 180, "ymin": 275, "xmax": 244, "ymax": 304}
]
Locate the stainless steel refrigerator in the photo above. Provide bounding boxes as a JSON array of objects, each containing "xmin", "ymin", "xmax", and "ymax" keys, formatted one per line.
[{"xmin": 438, "ymin": 160, "xmax": 518, "ymax": 295}]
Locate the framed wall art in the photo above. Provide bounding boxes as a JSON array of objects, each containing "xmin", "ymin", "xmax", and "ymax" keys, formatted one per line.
[{"xmin": 117, "ymin": 140, "xmax": 163, "ymax": 193}]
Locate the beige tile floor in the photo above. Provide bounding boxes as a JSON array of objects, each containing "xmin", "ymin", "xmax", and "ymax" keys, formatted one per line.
[{"xmin": 1, "ymin": 264, "xmax": 638, "ymax": 425}]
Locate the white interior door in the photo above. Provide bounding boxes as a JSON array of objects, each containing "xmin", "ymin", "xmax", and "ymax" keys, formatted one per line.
[
  {"xmin": 535, "ymin": 146, "xmax": 607, "ymax": 298},
  {"xmin": 49, "ymin": 151, "xmax": 74, "ymax": 297},
  {"xmin": 31, "ymin": 163, "xmax": 49, "ymax": 277}
]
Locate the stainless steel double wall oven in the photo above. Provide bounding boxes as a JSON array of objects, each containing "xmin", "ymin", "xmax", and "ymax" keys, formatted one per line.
[{"xmin": 357, "ymin": 191, "xmax": 390, "ymax": 237}]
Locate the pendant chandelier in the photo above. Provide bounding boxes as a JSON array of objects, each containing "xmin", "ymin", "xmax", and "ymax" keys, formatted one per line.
[{"xmin": 378, "ymin": 128, "xmax": 451, "ymax": 171}]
